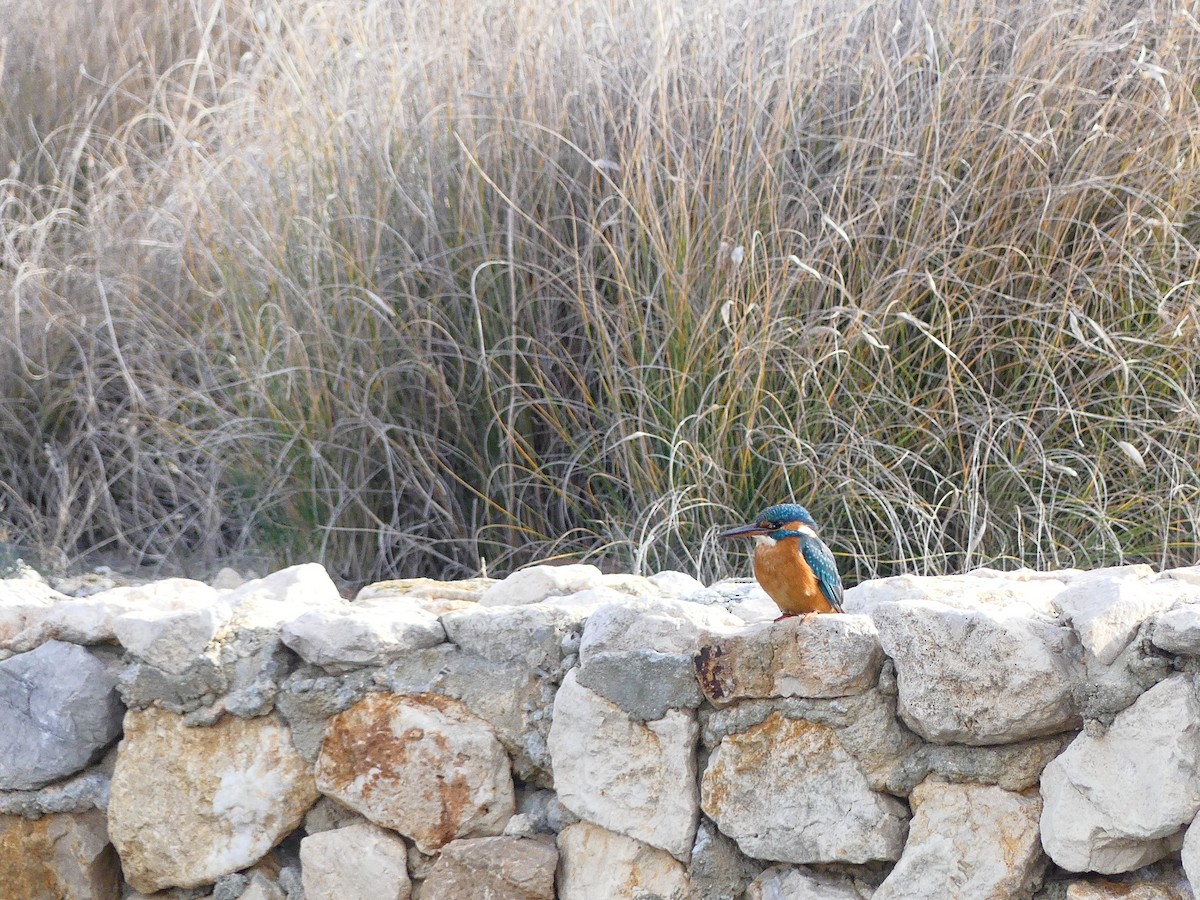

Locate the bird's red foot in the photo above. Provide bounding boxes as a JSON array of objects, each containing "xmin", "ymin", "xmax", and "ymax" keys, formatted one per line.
[{"xmin": 774, "ymin": 612, "xmax": 818, "ymax": 624}]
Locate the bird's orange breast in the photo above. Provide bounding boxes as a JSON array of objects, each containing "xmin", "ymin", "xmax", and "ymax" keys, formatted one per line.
[{"xmin": 753, "ymin": 538, "xmax": 835, "ymax": 615}]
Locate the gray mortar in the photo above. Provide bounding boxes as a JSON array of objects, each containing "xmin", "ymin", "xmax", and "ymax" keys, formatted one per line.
[
  {"xmin": 688, "ymin": 819, "xmax": 766, "ymax": 900},
  {"xmin": 274, "ymin": 666, "xmax": 376, "ymax": 762}
]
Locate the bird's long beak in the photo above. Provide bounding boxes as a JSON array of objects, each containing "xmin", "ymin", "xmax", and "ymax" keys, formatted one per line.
[{"xmin": 720, "ymin": 523, "xmax": 771, "ymax": 539}]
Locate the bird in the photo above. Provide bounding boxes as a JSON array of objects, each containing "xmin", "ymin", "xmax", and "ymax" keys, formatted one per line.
[{"xmin": 720, "ymin": 502, "xmax": 845, "ymax": 622}]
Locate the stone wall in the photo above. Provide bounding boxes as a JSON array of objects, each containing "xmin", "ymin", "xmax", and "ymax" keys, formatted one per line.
[{"xmin": 2, "ymin": 560, "xmax": 1200, "ymax": 899}]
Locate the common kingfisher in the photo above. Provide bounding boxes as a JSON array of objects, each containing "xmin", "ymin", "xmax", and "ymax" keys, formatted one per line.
[{"xmin": 720, "ymin": 503, "xmax": 845, "ymax": 621}]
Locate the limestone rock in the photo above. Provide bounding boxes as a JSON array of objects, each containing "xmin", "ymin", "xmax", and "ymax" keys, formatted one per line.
[
  {"xmin": 648, "ymin": 570, "xmax": 707, "ymax": 596},
  {"xmin": 210, "ymin": 567, "xmax": 245, "ymax": 590},
  {"xmin": 1064, "ymin": 881, "xmax": 1185, "ymax": 899},
  {"xmin": 677, "ymin": 579, "xmax": 780, "ymax": 624},
  {"xmin": 315, "ymin": 692, "xmax": 514, "ymax": 853},
  {"xmin": 1041, "ymin": 675, "xmax": 1200, "ymax": 874},
  {"xmin": 108, "ymin": 564, "xmax": 345, "ymax": 716},
  {"xmin": 539, "ymin": 586, "xmax": 640, "ymax": 615},
  {"xmin": 89, "ymin": 577, "xmax": 220, "ymax": 613},
  {"xmin": 1053, "ymin": 570, "xmax": 1193, "ymax": 665},
  {"xmin": 872, "ymin": 599, "xmax": 1084, "ymax": 745},
  {"xmin": 1183, "ymin": 815, "xmax": 1200, "ymax": 896},
  {"xmin": 701, "ymin": 712, "xmax": 908, "ymax": 864},
  {"xmin": 846, "ymin": 571, "xmax": 1070, "ymax": 617},
  {"xmin": 578, "ymin": 597, "xmax": 742, "ymax": 661},
  {"xmin": 575, "ymin": 649, "xmax": 702, "ymax": 721},
  {"xmin": 1168, "ymin": 565, "xmax": 1200, "ymax": 586},
  {"xmin": 0, "ymin": 764, "xmax": 112, "ymax": 818},
  {"xmin": 441, "ymin": 604, "xmax": 584, "ymax": 671},
  {"xmin": 725, "ymin": 593, "xmax": 781, "ymax": 624},
  {"xmin": 698, "ymin": 689, "xmax": 922, "ymax": 797},
  {"xmin": 113, "ymin": 605, "xmax": 232, "ymax": 674},
  {"xmin": 107, "ymin": 708, "xmax": 318, "ymax": 892},
  {"xmin": 116, "ymin": 603, "xmax": 296, "ymax": 720},
  {"xmin": 116, "ymin": 630, "xmax": 289, "ymax": 723},
  {"xmin": 240, "ymin": 873, "xmax": 286, "ymax": 900},
  {"xmin": 280, "ymin": 606, "xmax": 445, "ymax": 673},
  {"xmin": 222, "ymin": 563, "xmax": 346, "ymax": 630},
  {"xmin": 548, "ymin": 669, "xmax": 699, "ymax": 860},
  {"xmin": 0, "ymin": 810, "xmax": 119, "ymax": 900},
  {"xmin": 421, "ymin": 835, "xmax": 557, "ymax": 900},
  {"xmin": 355, "ymin": 576, "xmax": 493, "ymax": 611},
  {"xmin": 0, "ymin": 577, "xmax": 60, "ymax": 647},
  {"xmin": 596, "ymin": 572, "xmax": 680, "ymax": 598},
  {"xmin": 300, "ymin": 821, "xmax": 410, "ymax": 900},
  {"xmin": 6, "ymin": 593, "xmax": 141, "ymax": 652},
  {"xmin": 1151, "ymin": 603, "xmax": 1200, "ymax": 655},
  {"xmin": 744, "ymin": 866, "xmax": 863, "ymax": 900},
  {"xmin": 0, "ymin": 640, "xmax": 123, "ymax": 790},
  {"xmin": 873, "ymin": 779, "xmax": 1045, "ymax": 899},
  {"xmin": 377, "ymin": 644, "xmax": 557, "ymax": 785},
  {"xmin": 479, "ymin": 564, "xmax": 603, "ymax": 607},
  {"xmin": 694, "ymin": 614, "xmax": 883, "ymax": 704},
  {"xmin": 556, "ymin": 822, "xmax": 690, "ymax": 900}
]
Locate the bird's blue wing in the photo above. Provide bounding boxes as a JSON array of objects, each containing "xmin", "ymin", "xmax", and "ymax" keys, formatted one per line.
[{"xmin": 802, "ymin": 536, "xmax": 845, "ymax": 612}]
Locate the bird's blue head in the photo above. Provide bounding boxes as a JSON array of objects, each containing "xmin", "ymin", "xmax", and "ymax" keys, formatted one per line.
[{"xmin": 720, "ymin": 502, "xmax": 820, "ymax": 541}]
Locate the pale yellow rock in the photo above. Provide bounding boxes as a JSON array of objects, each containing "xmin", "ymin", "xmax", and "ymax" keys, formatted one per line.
[
  {"xmin": 548, "ymin": 669, "xmax": 699, "ymax": 860},
  {"xmin": 315, "ymin": 692, "xmax": 515, "ymax": 853},
  {"xmin": 240, "ymin": 873, "xmax": 286, "ymax": 900},
  {"xmin": 108, "ymin": 708, "xmax": 319, "ymax": 893},
  {"xmin": 1066, "ymin": 881, "xmax": 1183, "ymax": 899},
  {"xmin": 556, "ymin": 822, "xmax": 689, "ymax": 900},
  {"xmin": 421, "ymin": 835, "xmax": 557, "ymax": 900},
  {"xmin": 744, "ymin": 866, "xmax": 862, "ymax": 900},
  {"xmin": 872, "ymin": 779, "xmax": 1045, "ymax": 900},
  {"xmin": 701, "ymin": 713, "xmax": 908, "ymax": 864},
  {"xmin": 356, "ymin": 577, "xmax": 494, "ymax": 612},
  {"xmin": 300, "ymin": 822, "xmax": 410, "ymax": 900},
  {"xmin": 0, "ymin": 810, "xmax": 119, "ymax": 900}
]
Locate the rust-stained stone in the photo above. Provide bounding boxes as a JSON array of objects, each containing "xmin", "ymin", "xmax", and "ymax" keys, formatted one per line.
[
  {"xmin": 108, "ymin": 708, "xmax": 318, "ymax": 893},
  {"xmin": 0, "ymin": 810, "xmax": 120, "ymax": 900},
  {"xmin": 701, "ymin": 713, "xmax": 908, "ymax": 864},
  {"xmin": 695, "ymin": 614, "xmax": 883, "ymax": 705},
  {"xmin": 315, "ymin": 692, "xmax": 514, "ymax": 853}
]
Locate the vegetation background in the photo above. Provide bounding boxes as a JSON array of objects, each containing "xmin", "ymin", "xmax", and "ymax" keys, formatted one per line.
[{"xmin": 1, "ymin": 0, "xmax": 1198, "ymax": 587}]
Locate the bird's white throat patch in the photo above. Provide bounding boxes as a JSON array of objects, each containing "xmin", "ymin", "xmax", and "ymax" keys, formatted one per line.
[{"xmin": 752, "ymin": 523, "xmax": 817, "ymax": 546}]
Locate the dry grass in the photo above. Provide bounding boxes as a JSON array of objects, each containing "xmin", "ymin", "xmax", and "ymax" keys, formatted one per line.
[{"xmin": 2, "ymin": 0, "xmax": 1199, "ymax": 585}]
